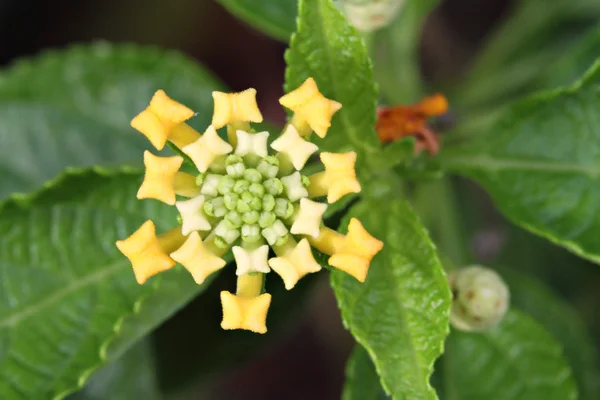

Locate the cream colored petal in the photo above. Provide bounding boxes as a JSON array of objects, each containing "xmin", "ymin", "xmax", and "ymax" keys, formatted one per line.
[
  {"xmin": 290, "ymin": 198, "xmax": 327, "ymax": 238},
  {"xmin": 271, "ymin": 125, "xmax": 319, "ymax": 170},
  {"xmin": 268, "ymin": 239, "xmax": 321, "ymax": 290},
  {"xmin": 170, "ymin": 232, "xmax": 227, "ymax": 284},
  {"xmin": 182, "ymin": 125, "xmax": 232, "ymax": 172},
  {"xmin": 200, "ymin": 174, "xmax": 221, "ymax": 196},
  {"xmin": 176, "ymin": 195, "xmax": 211, "ymax": 235},
  {"xmin": 281, "ymin": 172, "xmax": 308, "ymax": 202},
  {"xmin": 233, "ymin": 245, "xmax": 271, "ymax": 275},
  {"xmin": 235, "ymin": 130, "xmax": 269, "ymax": 158}
]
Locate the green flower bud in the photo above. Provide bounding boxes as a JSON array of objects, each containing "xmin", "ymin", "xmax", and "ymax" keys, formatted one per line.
[
  {"xmin": 249, "ymin": 182, "xmax": 265, "ymax": 198},
  {"xmin": 264, "ymin": 178, "xmax": 283, "ymax": 196},
  {"xmin": 225, "ymin": 211, "xmax": 242, "ymax": 229},
  {"xmin": 218, "ymin": 176, "xmax": 236, "ymax": 195},
  {"xmin": 262, "ymin": 194, "xmax": 275, "ymax": 211},
  {"xmin": 225, "ymin": 155, "xmax": 246, "ymax": 177},
  {"xmin": 223, "ymin": 193, "xmax": 240, "ymax": 210},
  {"xmin": 258, "ymin": 211, "xmax": 276, "ymax": 228},
  {"xmin": 449, "ymin": 266, "xmax": 509, "ymax": 332},
  {"xmin": 244, "ymin": 168, "xmax": 262, "ymax": 183},
  {"xmin": 236, "ymin": 199, "xmax": 252, "ymax": 214},
  {"xmin": 257, "ymin": 156, "xmax": 279, "ymax": 178},
  {"xmin": 274, "ymin": 198, "xmax": 293, "ymax": 219},
  {"xmin": 214, "ymin": 220, "xmax": 240, "ymax": 244},
  {"xmin": 233, "ymin": 179, "xmax": 250, "ymax": 194},
  {"xmin": 241, "ymin": 191, "xmax": 254, "ymax": 204},
  {"xmin": 243, "ymin": 210, "xmax": 260, "ymax": 225},
  {"xmin": 261, "ymin": 219, "xmax": 289, "ymax": 246}
]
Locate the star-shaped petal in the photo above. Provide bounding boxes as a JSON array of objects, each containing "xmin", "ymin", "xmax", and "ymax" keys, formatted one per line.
[
  {"xmin": 137, "ymin": 151, "xmax": 184, "ymax": 205},
  {"xmin": 281, "ymin": 171, "xmax": 308, "ymax": 202},
  {"xmin": 279, "ymin": 78, "xmax": 341, "ymax": 138},
  {"xmin": 116, "ymin": 220, "xmax": 176, "ymax": 284},
  {"xmin": 268, "ymin": 239, "xmax": 322, "ymax": 290},
  {"xmin": 220, "ymin": 291, "xmax": 272, "ymax": 333},
  {"xmin": 270, "ymin": 125, "xmax": 319, "ymax": 170},
  {"xmin": 182, "ymin": 125, "xmax": 233, "ymax": 173},
  {"xmin": 175, "ymin": 195, "xmax": 211, "ymax": 235},
  {"xmin": 328, "ymin": 218, "xmax": 383, "ymax": 282},
  {"xmin": 170, "ymin": 232, "xmax": 227, "ymax": 284},
  {"xmin": 130, "ymin": 90, "xmax": 195, "ymax": 150},
  {"xmin": 212, "ymin": 89, "xmax": 263, "ymax": 129},
  {"xmin": 232, "ymin": 245, "xmax": 270, "ymax": 275},
  {"xmin": 235, "ymin": 130, "xmax": 269, "ymax": 158},
  {"xmin": 290, "ymin": 198, "xmax": 327, "ymax": 238},
  {"xmin": 308, "ymin": 152, "xmax": 361, "ymax": 203}
]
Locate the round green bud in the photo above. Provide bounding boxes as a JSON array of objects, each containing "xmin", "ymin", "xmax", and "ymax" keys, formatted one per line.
[
  {"xmin": 264, "ymin": 178, "xmax": 284, "ymax": 196},
  {"xmin": 223, "ymin": 193, "xmax": 240, "ymax": 210},
  {"xmin": 203, "ymin": 201, "xmax": 215, "ymax": 217},
  {"xmin": 210, "ymin": 197, "xmax": 227, "ymax": 217},
  {"xmin": 243, "ymin": 210, "xmax": 260, "ymax": 225},
  {"xmin": 225, "ymin": 155, "xmax": 245, "ymax": 177},
  {"xmin": 262, "ymin": 194, "xmax": 275, "ymax": 211},
  {"xmin": 244, "ymin": 168, "xmax": 262, "ymax": 183},
  {"xmin": 241, "ymin": 191, "xmax": 254, "ymax": 204},
  {"xmin": 249, "ymin": 197, "xmax": 262, "ymax": 211},
  {"xmin": 217, "ymin": 176, "xmax": 235, "ymax": 195},
  {"xmin": 257, "ymin": 156, "xmax": 279, "ymax": 178},
  {"xmin": 274, "ymin": 198, "xmax": 294, "ymax": 219},
  {"xmin": 236, "ymin": 199, "xmax": 252, "ymax": 214},
  {"xmin": 448, "ymin": 266, "xmax": 509, "ymax": 332},
  {"xmin": 225, "ymin": 211, "xmax": 242, "ymax": 229},
  {"xmin": 233, "ymin": 180, "xmax": 250, "ymax": 194},
  {"xmin": 258, "ymin": 211, "xmax": 276, "ymax": 228},
  {"xmin": 249, "ymin": 182, "xmax": 265, "ymax": 198}
]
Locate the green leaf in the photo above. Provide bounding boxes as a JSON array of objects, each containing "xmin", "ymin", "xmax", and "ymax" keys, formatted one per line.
[
  {"xmin": 284, "ymin": 0, "xmax": 381, "ymax": 159},
  {"xmin": 0, "ymin": 43, "xmax": 223, "ymax": 199},
  {"xmin": 500, "ymin": 269, "xmax": 600, "ymax": 400},
  {"xmin": 0, "ymin": 168, "xmax": 219, "ymax": 399},
  {"xmin": 439, "ymin": 61, "xmax": 600, "ymax": 265},
  {"xmin": 371, "ymin": 0, "xmax": 439, "ymax": 103},
  {"xmin": 457, "ymin": 0, "xmax": 600, "ymax": 109},
  {"xmin": 70, "ymin": 340, "xmax": 160, "ymax": 400},
  {"xmin": 331, "ymin": 199, "xmax": 451, "ymax": 398},
  {"xmin": 542, "ymin": 23, "xmax": 600, "ymax": 89},
  {"xmin": 216, "ymin": 0, "xmax": 297, "ymax": 42},
  {"xmin": 342, "ymin": 346, "xmax": 388, "ymax": 400},
  {"xmin": 443, "ymin": 310, "xmax": 577, "ymax": 400}
]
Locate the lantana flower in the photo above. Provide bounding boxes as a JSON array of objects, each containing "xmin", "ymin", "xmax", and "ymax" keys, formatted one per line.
[{"xmin": 116, "ymin": 78, "xmax": 383, "ymax": 333}]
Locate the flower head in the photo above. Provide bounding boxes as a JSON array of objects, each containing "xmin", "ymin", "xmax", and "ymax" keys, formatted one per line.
[{"xmin": 117, "ymin": 79, "xmax": 383, "ymax": 333}]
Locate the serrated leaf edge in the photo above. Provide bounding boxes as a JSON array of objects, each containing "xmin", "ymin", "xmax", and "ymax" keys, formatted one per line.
[{"xmin": 332, "ymin": 201, "xmax": 450, "ymax": 399}]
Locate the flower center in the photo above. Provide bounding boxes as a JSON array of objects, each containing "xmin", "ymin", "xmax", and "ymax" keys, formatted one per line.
[{"xmin": 193, "ymin": 154, "xmax": 308, "ymax": 248}]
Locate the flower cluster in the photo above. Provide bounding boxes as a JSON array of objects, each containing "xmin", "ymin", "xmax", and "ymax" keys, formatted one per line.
[{"xmin": 116, "ymin": 78, "xmax": 383, "ymax": 333}]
